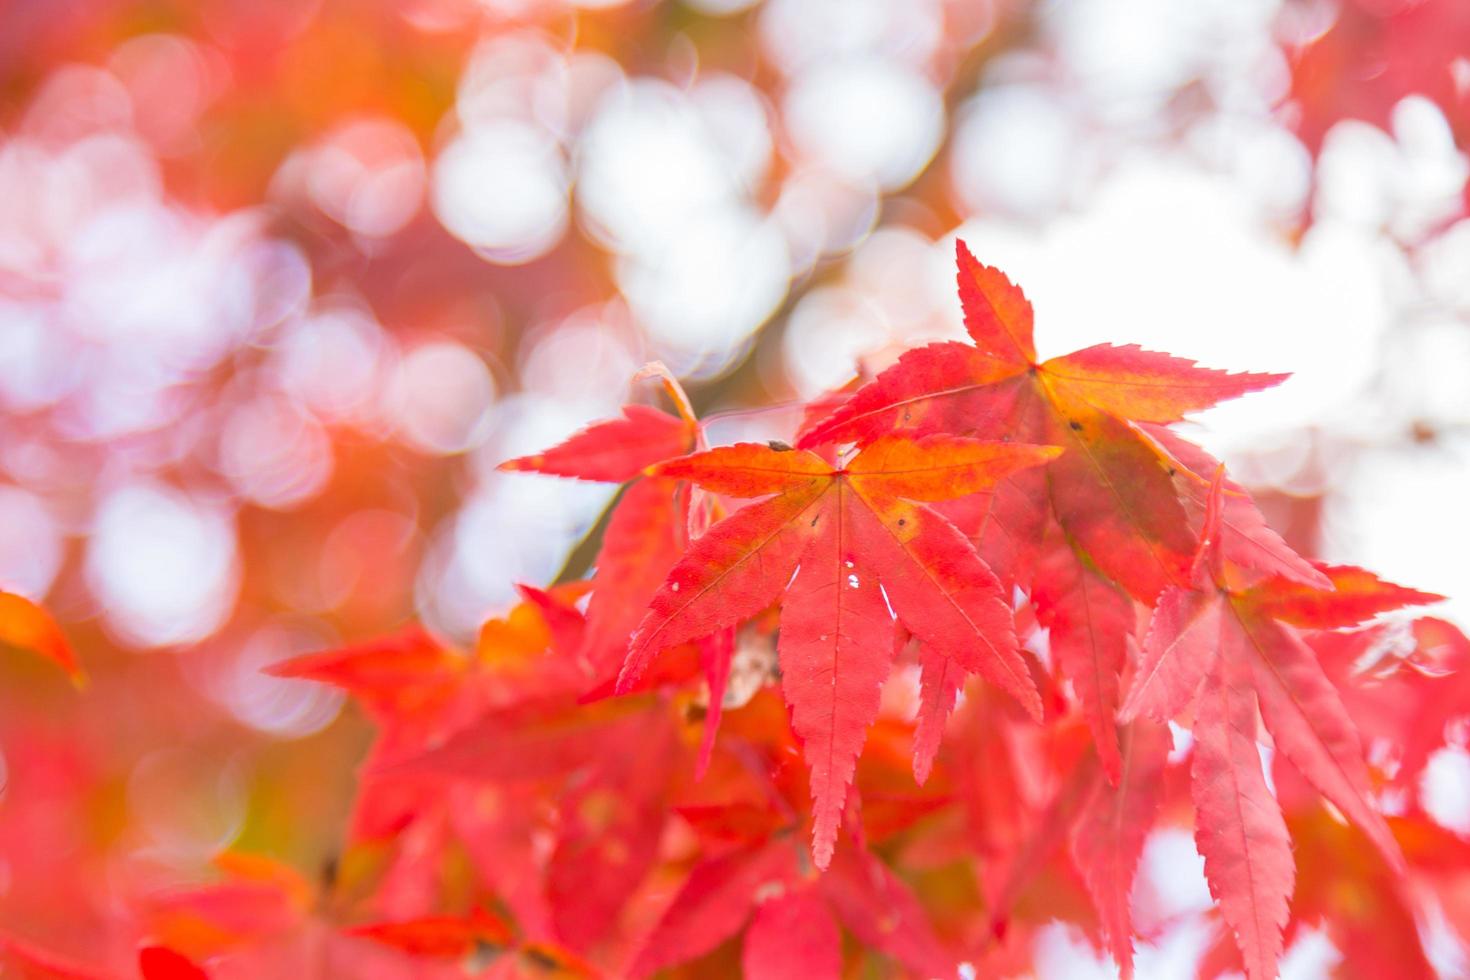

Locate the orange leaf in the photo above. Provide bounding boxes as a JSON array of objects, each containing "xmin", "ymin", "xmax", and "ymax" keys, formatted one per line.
[
  {"xmin": 346, "ymin": 907, "xmax": 513, "ymax": 957},
  {"xmin": 0, "ymin": 592, "xmax": 83, "ymax": 684}
]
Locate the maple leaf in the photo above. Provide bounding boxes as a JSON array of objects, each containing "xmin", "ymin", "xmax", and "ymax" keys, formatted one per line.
[
  {"xmin": 1286, "ymin": 0, "xmax": 1470, "ymax": 156},
  {"xmin": 380, "ymin": 696, "xmax": 657, "ymax": 784},
  {"xmin": 1310, "ymin": 616, "xmax": 1470, "ymax": 790},
  {"xmin": 1032, "ymin": 525, "xmax": 1135, "ymax": 780},
  {"xmin": 1239, "ymin": 563, "xmax": 1443, "ymax": 629},
  {"xmin": 818, "ymin": 841, "xmax": 955, "ymax": 977},
  {"xmin": 629, "ymin": 837, "xmax": 952, "ymax": 979},
  {"xmin": 1190, "ymin": 650, "xmax": 1295, "ymax": 980},
  {"xmin": 384, "ymin": 696, "xmax": 680, "ymax": 952},
  {"xmin": 905, "ymin": 628, "xmax": 961, "ymax": 786},
  {"xmin": 618, "ymin": 435, "xmax": 1058, "ymax": 866},
  {"xmin": 545, "ymin": 710, "xmax": 677, "ymax": 950},
  {"xmin": 1069, "ymin": 720, "xmax": 1171, "ymax": 979},
  {"xmin": 142, "ymin": 851, "xmax": 315, "ymax": 960},
  {"xmin": 1120, "ymin": 472, "xmax": 1436, "ymax": 979},
  {"xmin": 628, "ymin": 841, "xmax": 797, "ymax": 977},
  {"xmin": 930, "ymin": 472, "xmax": 1051, "ymax": 590},
  {"xmin": 695, "ymin": 627, "xmax": 736, "ymax": 778},
  {"xmin": 800, "ymin": 240, "xmax": 1287, "ymax": 602},
  {"xmin": 500, "ymin": 388, "xmax": 699, "ymax": 679},
  {"xmin": 979, "ymin": 724, "xmax": 1101, "ymax": 947},
  {"xmin": 1273, "ymin": 765, "xmax": 1444, "ymax": 980},
  {"xmin": 265, "ymin": 625, "xmax": 468, "ymax": 723},
  {"xmin": 1139, "ymin": 424, "xmax": 1329, "ymax": 589},
  {"xmin": 579, "ymin": 477, "xmax": 691, "ymax": 676},
  {"xmin": 741, "ymin": 885, "xmax": 843, "ymax": 980},
  {"xmin": 498, "ymin": 403, "xmax": 696, "ymax": 483}
]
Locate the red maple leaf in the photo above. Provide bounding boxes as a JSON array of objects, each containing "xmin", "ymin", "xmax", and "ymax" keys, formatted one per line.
[
  {"xmin": 1121, "ymin": 471, "xmax": 1439, "ymax": 979},
  {"xmin": 1069, "ymin": 720, "xmax": 1172, "ymax": 979},
  {"xmin": 800, "ymin": 240, "xmax": 1287, "ymax": 604},
  {"xmin": 618, "ymin": 435, "xmax": 1058, "ymax": 866},
  {"xmin": 500, "ymin": 375, "xmax": 701, "ymax": 680},
  {"xmin": 628, "ymin": 837, "xmax": 951, "ymax": 979}
]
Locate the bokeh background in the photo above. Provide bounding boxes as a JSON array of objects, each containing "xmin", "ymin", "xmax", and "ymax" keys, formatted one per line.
[{"xmin": 1, "ymin": 0, "xmax": 1468, "ymax": 973}]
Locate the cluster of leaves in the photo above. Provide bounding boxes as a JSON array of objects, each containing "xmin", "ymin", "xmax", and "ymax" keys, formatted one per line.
[
  {"xmin": 1287, "ymin": 0, "xmax": 1470, "ymax": 159},
  {"xmin": 1285, "ymin": 0, "xmax": 1470, "ymax": 232},
  {"xmin": 4, "ymin": 245, "xmax": 1466, "ymax": 979}
]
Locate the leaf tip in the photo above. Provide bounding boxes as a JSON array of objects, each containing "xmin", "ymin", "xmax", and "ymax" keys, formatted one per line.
[
  {"xmin": 635, "ymin": 359, "xmax": 700, "ymax": 428},
  {"xmin": 613, "ymin": 659, "xmax": 641, "ymax": 696},
  {"xmin": 1115, "ymin": 697, "xmax": 1140, "ymax": 726},
  {"xmin": 1015, "ymin": 681, "xmax": 1045, "ymax": 724},
  {"xmin": 497, "ymin": 454, "xmax": 541, "ymax": 473},
  {"xmin": 811, "ymin": 834, "xmax": 835, "ymax": 872},
  {"xmin": 260, "ymin": 665, "xmax": 293, "ymax": 682},
  {"xmin": 1026, "ymin": 700, "xmax": 1044, "ymax": 725}
]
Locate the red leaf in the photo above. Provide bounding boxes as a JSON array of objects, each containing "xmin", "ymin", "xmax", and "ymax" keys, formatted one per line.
[
  {"xmin": 622, "ymin": 437, "xmax": 1055, "ymax": 864},
  {"xmin": 741, "ymin": 885, "xmax": 842, "ymax": 980},
  {"xmin": 933, "ymin": 468, "xmax": 1051, "ymax": 588},
  {"xmin": 265, "ymin": 626, "xmax": 464, "ymax": 720},
  {"xmin": 1236, "ymin": 607, "xmax": 1405, "ymax": 872},
  {"xmin": 821, "ymin": 843, "xmax": 954, "ymax": 978},
  {"xmin": 345, "ymin": 908, "xmax": 514, "ymax": 957},
  {"xmin": 1071, "ymin": 721, "xmax": 1171, "ymax": 979},
  {"xmin": 778, "ymin": 503, "xmax": 895, "ymax": 866},
  {"xmin": 138, "ymin": 946, "xmax": 209, "ymax": 980},
  {"xmin": 143, "ymin": 852, "xmax": 313, "ymax": 959},
  {"xmin": 1242, "ymin": 564, "xmax": 1443, "ymax": 630},
  {"xmin": 1120, "ymin": 586, "xmax": 1223, "ymax": 723},
  {"xmin": 956, "ymin": 238, "xmax": 1036, "ymax": 365},
  {"xmin": 912, "ymin": 642, "xmax": 961, "ymax": 786},
  {"xmin": 1286, "ymin": 0, "xmax": 1470, "ymax": 156},
  {"xmin": 628, "ymin": 842, "xmax": 796, "ymax": 977},
  {"xmin": 846, "ymin": 455, "xmax": 1041, "ymax": 718},
  {"xmin": 802, "ymin": 241, "xmax": 1281, "ymax": 602},
  {"xmin": 617, "ymin": 449, "xmax": 830, "ymax": 685},
  {"xmin": 578, "ymin": 477, "xmax": 689, "ymax": 677},
  {"xmin": 1393, "ymin": 617, "xmax": 1470, "ymax": 785},
  {"xmin": 1129, "ymin": 474, "xmax": 1405, "ymax": 887},
  {"xmin": 1191, "ymin": 658, "xmax": 1294, "ymax": 980},
  {"xmin": 696, "ymin": 627, "xmax": 735, "ymax": 779},
  {"xmin": 796, "ymin": 340, "xmax": 1020, "ymax": 452},
  {"xmin": 547, "ymin": 711, "xmax": 676, "ymax": 950},
  {"xmin": 498, "ymin": 404, "xmax": 694, "ymax": 482},
  {"xmin": 1033, "ymin": 529, "xmax": 1133, "ymax": 781},
  {"xmin": 1040, "ymin": 400, "xmax": 1196, "ymax": 603},
  {"xmin": 1140, "ymin": 425, "xmax": 1329, "ymax": 589},
  {"xmin": 380, "ymin": 697, "xmax": 649, "ymax": 782}
]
